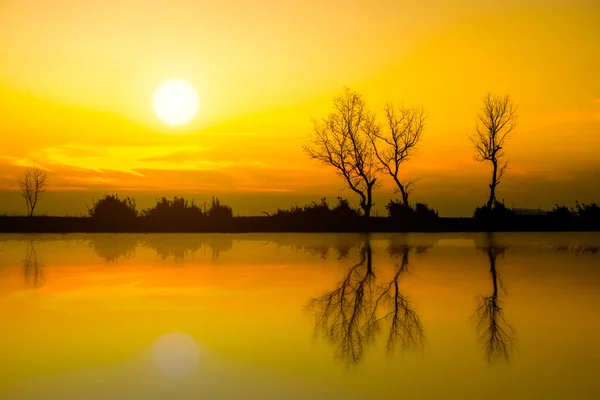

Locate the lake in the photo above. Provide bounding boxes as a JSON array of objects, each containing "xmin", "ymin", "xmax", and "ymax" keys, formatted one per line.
[{"xmin": 0, "ymin": 232, "xmax": 599, "ymax": 399}]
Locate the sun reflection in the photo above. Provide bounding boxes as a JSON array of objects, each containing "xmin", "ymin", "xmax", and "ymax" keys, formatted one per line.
[{"xmin": 152, "ymin": 332, "xmax": 199, "ymax": 378}]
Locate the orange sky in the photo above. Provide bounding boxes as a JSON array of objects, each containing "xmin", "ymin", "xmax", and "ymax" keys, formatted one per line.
[{"xmin": 1, "ymin": 0, "xmax": 599, "ymax": 216}]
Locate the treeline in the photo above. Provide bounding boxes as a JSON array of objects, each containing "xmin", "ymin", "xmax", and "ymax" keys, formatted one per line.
[{"xmin": 1, "ymin": 192, "xmax": 599, "ymax": 233}]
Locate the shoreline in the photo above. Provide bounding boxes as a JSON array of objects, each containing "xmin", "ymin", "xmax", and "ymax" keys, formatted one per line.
[{"xmin": 1, "ymin": 216, "xmax": 597, "ymax": 234}]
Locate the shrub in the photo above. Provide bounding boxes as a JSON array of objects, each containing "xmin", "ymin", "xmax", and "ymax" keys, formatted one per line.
[
  {"xmin": 142, "ymin": 197, "xmax": 204, "ymax": 220},
  {"xmin": 331, "ymin": 197, "xmax": 362, "ymax": 219},
  {"xmin": 206, "ymin": 197, "xmax": 233, "ymax": 218},
  {"xmin": 548, "ymin": 204, "xmax": 574, "ymax": 222},
  {"xmin": 386, "ymin": 200, "xmax": 438, "ymax": 221},
  {"xmin": 473, "ymin": 200, "xmax": 515, "ymax": 221},
  {"xmin": 88, "ymin": 194, "xmax": 138, "ymax": 221},
  {"xmin": 272, "ymin": 197, "xmax": 360, "ymax": 219},
  {"xmin": 573, "ymin": 201, "xmax": 600, "ymax": 221}
]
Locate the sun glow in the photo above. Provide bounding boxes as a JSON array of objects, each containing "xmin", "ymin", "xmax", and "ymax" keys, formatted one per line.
[
  {"xmin": 152, "ymin": 332, "xmax": 199, "ymax": 377},
  {"xmin": 153, "ymin": 80, "xmax": 199, "ymax": 126}
]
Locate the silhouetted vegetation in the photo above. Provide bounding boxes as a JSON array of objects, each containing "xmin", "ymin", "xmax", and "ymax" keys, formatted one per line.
[
  {"xmin": 272, "ymin": 197, "xmax": 361, "ymax": 219},
  {"xmin": 469, "ymin": 93, "xmax": 517, "ymax": 209},
  {"xmin": 142, "ymin": 197, "xmax": 204, "ymax": 220},
  {"xmin": 546, "ymin": 201, "xmax": 600, "ymax": 229},
  {"xmin": 17, "ymin": 166, "xmax": 49, "ymax": 217},
  {"xmin": 206, "ymin": 197, "xmax": 233, "ymax": 218},
  {"xmin": 473, "ymin": 200, "xmax": 516, "ymax": 223},
  {"xmin": 88, "ymin": 194, "xmax": 138, "ymax": 222},
  {"xmin": 386, "ymin": 200, "xmax": 438, "ymax": 227},
  {"xmin": 304, "ymin": 88, "xmax": 379, "ymax": 218},
  {"xmin": 368, "ymin": 102, "xmax": 425, "ymax": 206}
]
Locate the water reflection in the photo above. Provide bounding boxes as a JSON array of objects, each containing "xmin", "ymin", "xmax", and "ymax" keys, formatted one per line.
[
  {"xmin": 473, "ymin": 233, "xmax": 515, "ymax": 363},
  {"xmin": 375, "ymin": 244, "xmax": 424, "ymax": 354},
  {"xmin": 306, "ymin": 236, "xmax": 426, "ymax": 366},
  {"xmin": 88, "ymin": 234, "xmax": 234, "ymax": 262},
  {"xmin": 141, "ymin": 235, "xmax": 233, "ymax": 260},
  {"xmin": 555, "ymin": 245, "xmax": 599, "ymax": 255},
  {"xmin": 22, "ymin": 240, "xmax": 44, "ymax": 288},
  {"xmin": 275, "ymin": 235, "xmax": 364, "ymax": 260},
  {"xmin": 89, "ymin": 235, "xmax": 138, "ymax": 263}
]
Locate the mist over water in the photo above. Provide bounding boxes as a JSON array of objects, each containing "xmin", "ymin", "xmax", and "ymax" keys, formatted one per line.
[{"xmin": 0, "ymin": 232, "xmax": 599, "ymax": 399}]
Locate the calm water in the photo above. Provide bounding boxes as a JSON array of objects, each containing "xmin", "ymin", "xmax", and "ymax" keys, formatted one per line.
[{"xmin": 0, "ymin": 232, "xmax": 599, "ymax": 399}]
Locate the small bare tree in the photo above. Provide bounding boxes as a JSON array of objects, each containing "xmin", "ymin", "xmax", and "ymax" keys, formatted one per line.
[
  {"xmin": 17, "ymin": 166, "xmax": 49, "ymax": 217},
  {"xmin": 469, "ymin": 93, "xmax": 517, "ymax": 208},
  {"xmin": 369, "ymin": 102, "xmax": 425, "ymax": 207},
  {"xmin": 304, "ymin": 88, "xmax": 379, "ymax": 217}
]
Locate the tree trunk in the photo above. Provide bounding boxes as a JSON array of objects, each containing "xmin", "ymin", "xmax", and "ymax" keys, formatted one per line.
[
  {"xmin": 487, "ymin": 159, "xmax": 498, "ymax": 209},
  {"xmin": 394, "ymin": 176, "xmax": 410, "ymax": 207},
  {"xmin": 362, "ymin": 181, "xmax": 375, "ymax": 218}
]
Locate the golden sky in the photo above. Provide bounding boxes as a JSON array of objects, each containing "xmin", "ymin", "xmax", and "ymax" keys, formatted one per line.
[{"xmin": 1, "ymin": 0, "xmax": 599, "ymax": 216}]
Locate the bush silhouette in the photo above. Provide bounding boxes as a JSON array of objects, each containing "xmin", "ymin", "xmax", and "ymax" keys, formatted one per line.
[
  {"xmin": 88, "ymin": 194, "xmax": 138, "ymax": 222},
  {"xmin": 386, "ymin": 200, "xmax": 438, "ymax": 222},
  {"xmin": 273, "ymin": 197, "xmax": 361, "ymax": 220},
  {"xmin": 206, "ymin": 197, "xmax": 233, "ymax": 218},
  {"xmin": 142, "ymin": 197, "xmax": 204, "ymax": 220},
  {"xmin": 473, "ymin": 200, "xmax": 515, "ymax": 221}
]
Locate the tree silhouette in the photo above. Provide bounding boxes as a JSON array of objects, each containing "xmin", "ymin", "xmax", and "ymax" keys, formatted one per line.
[
  {"xmin": 473, "ymin": 234, "xmax": 514, "ymax": 363},
  {"xmin": 469, "ymin": 93, "xmax": 517, "ymax": 209},
  {"xmin": 17, "ymin": 166, "xmax": 49, "ymax": 217},
  {"xmin": 304, "ymin": 88, "xmax": 379, "ymax": 218},
  {"xmin": 369, "ymin": 102, "xmax": 425, "ymax": 207}
]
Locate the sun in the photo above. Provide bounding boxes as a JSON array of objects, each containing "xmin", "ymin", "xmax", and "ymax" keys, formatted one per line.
[{"xmin": 153, "ymin": 79, "xmax": 199, "ymax": 126}]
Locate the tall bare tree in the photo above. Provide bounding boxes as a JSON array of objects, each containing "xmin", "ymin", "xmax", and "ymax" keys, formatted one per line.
[
  {"xmin": 304, "ymin": 88, "xmax": 379, "ymax": 218},
  {"xmin": 17, "ymin": 166, "xmax": 49, "ymax": 217},
  {"xmin": 469, "ymin": 93, "xmax": 517, "ymax": 208},
  {"xmin": 369, "ymin": 102, "xmax": 425, "ymax": 207}
]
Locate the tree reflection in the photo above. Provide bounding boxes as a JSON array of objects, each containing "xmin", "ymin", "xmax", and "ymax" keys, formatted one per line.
[
  {"xmin": 306, "ymin": 237, "xmax": 426, "ymax": 366},
  {"xmin": 306, "ymin": 240, "xmax": 377, "ymax": 365},
  {"xmin": 374, "ymin": 245, "xmax": 424, "ymax": 354},
  {"xmin": 23, "ymin": 240, "xmax": 44, "ymax": 288},
  {"xmin": 473, "ymin": 234, "xmax": 514, "ymax": 363}
]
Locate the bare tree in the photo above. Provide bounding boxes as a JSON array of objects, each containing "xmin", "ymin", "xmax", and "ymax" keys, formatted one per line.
[
  {"xmin": 304, "ymin": 88, "xmax": 379, "ymax": 217},
  {"xmin": 17, "ymin": 166, "xmax": 49, "ymax": 217},
  {"xmin": 369, "ymin": 103, "xmax": 425, "ymax": 207},
  {"xmin": 469, "ymin": 93, "xmax": 517, "ymax": 209}
]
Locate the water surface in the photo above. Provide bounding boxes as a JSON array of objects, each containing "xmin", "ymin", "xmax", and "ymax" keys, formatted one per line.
[{"xmin": 1, "ymin": 232, "xmax": 599, "ymax": 399}]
